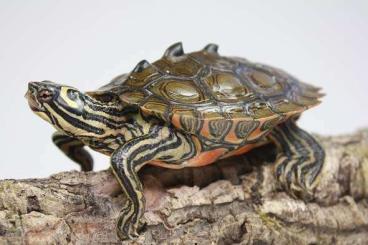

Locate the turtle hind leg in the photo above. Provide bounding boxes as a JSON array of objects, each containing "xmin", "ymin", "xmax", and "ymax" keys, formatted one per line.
[{"xmin": 268, "ymin": 120, "xmax": 325, "ymax": 200}]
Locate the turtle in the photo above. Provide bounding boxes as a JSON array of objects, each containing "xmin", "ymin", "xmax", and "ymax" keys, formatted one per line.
[{"xmin": 25, "ymin": 42, "xmax": 325, "ymax": 240}]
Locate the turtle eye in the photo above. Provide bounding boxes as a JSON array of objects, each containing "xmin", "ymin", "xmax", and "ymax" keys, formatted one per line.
[
  {"xmin": 67, "ymin": 90, "xmax": 79, "ymax": 100},
  {"xmin": 38, "ymin": 89, "xmax": 53, "ymax": 102}
]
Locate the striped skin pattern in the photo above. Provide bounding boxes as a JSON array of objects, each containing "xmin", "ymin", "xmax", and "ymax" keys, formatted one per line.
[
  {"xmin": 25, "ymin": 42, "xmax": 325, "ymax": 240},
  {"xmin": 26, "ymin": 81, "xmax": 197, "ymax": 240},
  {"xmin": 110, "ymin": 126, "xmax": 195, "ymax": 239},
  {"xmin": 268, "ymin": 119, "xmax": 325, "ymax": 200}
]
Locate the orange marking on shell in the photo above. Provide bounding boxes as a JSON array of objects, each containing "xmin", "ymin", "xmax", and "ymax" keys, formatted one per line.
[
  {"xmin": 247, "ymin": 123, "xmax": 265, "ymax": 141},
  {"xmin": 149, "ymin": 147, "xmax": 227, "ymax": 169},
  {"xmin": 224, "ymin": 118, "xmax": 246, "ymax": 144},
  {"xmin": 199, "ymin": 121, "xmax": 210, "ymax": 138},
  {"xmin": 171, "ymin": 114, "xmax": 181, "ymax": 129},
  {"xmin": 185, "ymin": 148, "xmax": 228, "ymax": 167},
  {"xmin": 247, "ymin": 115, "xmax": 280, "ymax": 141},
  {"xmin": 224, "ymin": 130, "xmax": 240, "ymax": 143}
]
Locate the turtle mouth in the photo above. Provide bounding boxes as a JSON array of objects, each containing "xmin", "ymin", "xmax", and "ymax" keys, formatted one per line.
[{"xmin": 25, "ymin": 89, "xmax": 44, "ymax": 112}]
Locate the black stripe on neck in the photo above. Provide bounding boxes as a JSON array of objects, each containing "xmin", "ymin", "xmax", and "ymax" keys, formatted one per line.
[{"xmin": 49, "ymin": 103, "xmax": 104, "ymax": 135}]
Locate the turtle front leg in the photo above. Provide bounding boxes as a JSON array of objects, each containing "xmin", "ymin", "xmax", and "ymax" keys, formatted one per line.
[
  {"xmin": 110, "ymin": 125, "xmax": 196, "ymax": 240},
  {"xmin": 268, "ymin": 120, "xmax": 325, "ymax": 201},
  {"xmin": 52, "ymin": 131, "xmax": 93, "ymax": 171}
]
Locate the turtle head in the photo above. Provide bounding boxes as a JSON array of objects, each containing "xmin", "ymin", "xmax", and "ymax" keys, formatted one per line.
[{"xmin": 26, "ymin": 81, "xmax": 127, "ymax": 137}]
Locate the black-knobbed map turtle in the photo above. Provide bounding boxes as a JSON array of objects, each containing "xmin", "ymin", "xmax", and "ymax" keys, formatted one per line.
[{"xmin": 26, "ymin": 42, "xmax": 325, "ymax": 240}]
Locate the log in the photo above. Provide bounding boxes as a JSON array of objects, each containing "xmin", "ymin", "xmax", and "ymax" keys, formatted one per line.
[{"xmin": 1, "ymin": 129, "xmax": 368, "ymax": 244}]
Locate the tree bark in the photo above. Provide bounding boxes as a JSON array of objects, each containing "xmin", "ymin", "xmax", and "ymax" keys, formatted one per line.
[{"xmin": 1, "ymin": 129, "xmax": 368, "ymax": 245}]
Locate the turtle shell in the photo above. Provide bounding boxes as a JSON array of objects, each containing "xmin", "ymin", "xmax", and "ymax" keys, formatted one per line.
[{"xmin": 88, "ymin": 42, "xmax": 323, "ymax": 144}]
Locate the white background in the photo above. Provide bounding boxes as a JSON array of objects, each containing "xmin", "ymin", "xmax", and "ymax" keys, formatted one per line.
[{"xmin": 0, "ymin": 1, "xmax": 367, "ymax": 179}]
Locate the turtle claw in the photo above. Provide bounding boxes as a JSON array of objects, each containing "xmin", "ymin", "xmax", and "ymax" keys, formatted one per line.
[
  {"xmin": 116, "ymin": 202, "xmax": 144, "ymax": 241},
  {"xmin": 116, "ymin": 222, "xmax": 140, "ymax": 241},
  {"xmin": 132, "ymin": 232, "xmax": 140, "ymax": 239},
  {"xmin": 289, "ymin": 181, "xmax": 314, "ymax": 202}
]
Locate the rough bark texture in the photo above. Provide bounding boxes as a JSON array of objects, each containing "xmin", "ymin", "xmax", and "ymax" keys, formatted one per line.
[{"xmin": 1, "ymin": 129, "xmax": 368, "ymax": 244}]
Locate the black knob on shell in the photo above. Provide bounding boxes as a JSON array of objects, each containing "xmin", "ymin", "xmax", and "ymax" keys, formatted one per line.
[
  {"xmin": 163, "ymin": 42, "xmax": 184, "ymax": 58},
  {"xmin": 203, "ymin": 43, "xmax": 219, "ymax": 54},
  {"xmin": 132, "ymin": 60, "xmax": 151, "ymax": 73}
]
